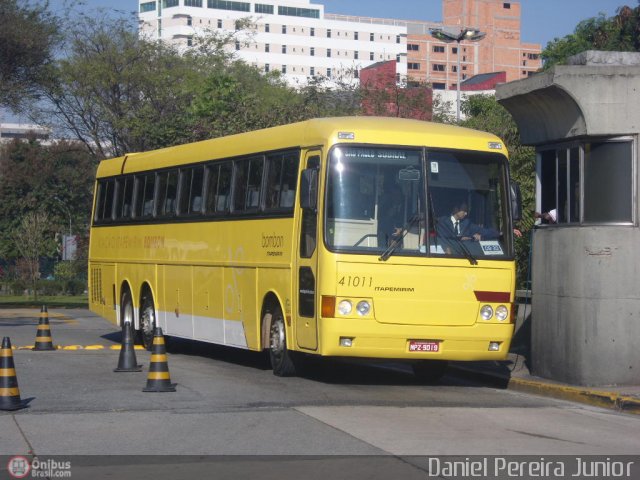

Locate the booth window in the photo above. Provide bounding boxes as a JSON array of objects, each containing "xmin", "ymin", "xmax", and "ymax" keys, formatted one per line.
[{"xmin": 538, "ymin": 138, "xmax": 634, "ymax": 225}]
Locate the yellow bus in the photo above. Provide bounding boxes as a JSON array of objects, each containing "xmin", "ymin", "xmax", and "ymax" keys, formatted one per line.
[{"xmin": 89, "ymin": 117, "xmax": 521, "ymax": 379}]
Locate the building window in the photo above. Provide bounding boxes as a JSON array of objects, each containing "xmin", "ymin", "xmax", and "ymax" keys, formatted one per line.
[
  {"xmin": 207, "ymin": 0, "xmax": 250, "ymax": 12},
  {"xmin": 326, "ymin": 68, "xmax": 332, "ymax": 78},
  {"xmin": 310, "ymin": 66, "xmax": 315, "ymax": 76},
  {"xmin": 408, "ymin": 43, "xmax": 419, "ymax": 51},
  {"xmin": 282, "ymin": 45, "xmax": 287, "ymax": 54},
  {"xmin": 354, "ymin": 31, "xmax": 359, "ymax": 40},
  {"xmin": 184, "ymin": 0, "xmax": 202, "ymax": 5},
  {"xmin": 432, "ymin": 45, "xmax": 445, "ymax": 53},
  {"xmin": 327, "ymin": 29, "xmax": 331, "ymax": 38},
  {"xmin": 187, "ymin": 17, "xmax": 192, "ymax": 26},
  {"xmin": 452, "ymin": 65, "xmax": 457, "ymax": 72},
  {"xmin": 187, "ymin": 36, "xmax": 193, "ymax": 46},
  {"xmin": 310, "ymin": 27, "xmax": 315, "ymax": 36},
  {"xmin": 265, "ymin": 23, "xmax": 269, "ymax": 32},
  {"xmin": 503, "ymin": 2, "xmax": 511, "ymax": 8},
  {"xmin": 369, "ymin": 52, "xmax": 374, "ymax": 61},
  {"xmin": 163, "ymin": 0, "xmax": 178, "ymax": 7},
  {"xmin": 254, "ymin": 3, "xmax": 273, "ymax": 14},
  {"xmin": 538, "ymin": 140, "xmax": 634, "ymax": 224},
  {"xmin": 282, "ymin": 65, "xmax": 287, "ymax": 74},
  {"xmin": 310, "ymin": 47, "xmax": 314, "ymax": 56},
  {"xmin": 282, "ymin": 25, "xmax": 286, "ymax": 34},
  {"xmin": 396, "ymin": 35, "xmax": 401, "ymax": 44},
  {"xmin": 217, "ymin": 19, "xmax": 222, "ymax": 28},
  {"xmin": 235, "ymin": 41, "xmax": 240, "ymax": 50},
  {"xmin": 326, "ymin": 48, "xmax": 331, "ymax": 57},
  {"xmin": 396, "ymin": 54, "xmax": 400, "ymax": 63},
  {"xmin": 432, "ymin": 82, "xmax": 446, "ymax": 90},
  {"xmin": 277, "ymin": 6, "xmax": 319, "ymax": 18},
  {"xmin": 370, "ymin": 32, "xmax": 374, "ymax": 41},
  {"xmin": 265, "ymin": 63, "xmax": 270, "ymax": 73},
  {"xmin": 265, "ymin": 43, "xmax": 270, "ymax": 52},
  {"xmin": 408, "ymin": 62, "xmax": 420, "ymax": 70},
  {"xmin": 140, "ymin": 1, "xmax": 156, "ymax": 12},
  {"xmin": 432, "ymin": 64, "xmax": 445, "ymax": 72},
  {"xmin": 452, "ymin": 47, "xmax": 458, "ymax": 54},
  {"xmin": 528, "ymin": 53, "xmax": 540, "ymax": 60},
  {"xmin": 354, "ymin": 50, "xmax": 358, "ymax": 59}
]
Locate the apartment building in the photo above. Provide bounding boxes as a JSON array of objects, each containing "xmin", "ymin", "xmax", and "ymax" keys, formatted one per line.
[
  {"xmin": 138, "ymin": 0, "xmax": 540, "ymax": 88},
  {"xmin": 404, "ymin": 0, "xmax": 542, "ymax": 89},
  {"xmin": 138, "ymin": 0, "xmax": 408, "ymax": 85}
]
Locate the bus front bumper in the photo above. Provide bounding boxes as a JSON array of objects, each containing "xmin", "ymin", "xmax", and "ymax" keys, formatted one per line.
[{"xmin": 315, "ymin": 317, "xmax": 514, "ymax": 361}]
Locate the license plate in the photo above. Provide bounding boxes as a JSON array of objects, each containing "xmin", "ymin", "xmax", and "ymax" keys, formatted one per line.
[{"xmin": 408, "ymin": 340, "xmax": 440, "ymax": 352}]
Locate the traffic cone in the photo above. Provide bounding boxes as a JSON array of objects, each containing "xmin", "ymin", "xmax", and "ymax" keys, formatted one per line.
[
  {"xmin": 32, "ymin": 305, "xmax": 55, "ymax": 351},
  {"xmin": 0, "ymin": 337, "xmax": 29, "ymax": 411},
  {"xmin": 114, "ymin": 321, "xmax": 142, "ymax": 372},
  {"xmin": 142, "ymin": 327, "xmax": 176, "ymax": 392}
]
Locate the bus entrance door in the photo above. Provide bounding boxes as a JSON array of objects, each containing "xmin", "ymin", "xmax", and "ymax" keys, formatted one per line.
[{"xmin": 294, "ymin": 152, "xmax": 320, "ymax": 351}]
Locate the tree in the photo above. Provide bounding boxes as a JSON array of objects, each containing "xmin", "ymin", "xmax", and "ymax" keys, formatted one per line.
[
  {"xmin": 461, "ymin": 95, "xmax": 536, "ymax": 287},
  {"xmin": 12, "ymin": 211, "xmax": 55, "ymax": 299},
  {"xmin": 0, "ymin": 137, "xmax": 95, "ymax": 259},
  {"xmin": 542, "ymin": 4, "xmax": 640, "ymax": 68},
  {"xmin": 0, "ymin": 0, "xmax": 60, "ymax": 111}
]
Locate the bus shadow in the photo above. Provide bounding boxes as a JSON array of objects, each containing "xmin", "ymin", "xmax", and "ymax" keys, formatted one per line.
[{"xmin": 105, "ymin": 330, "xmax": 511, "ymax": 387}]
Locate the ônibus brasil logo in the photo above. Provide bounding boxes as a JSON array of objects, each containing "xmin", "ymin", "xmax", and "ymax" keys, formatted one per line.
[{"xmin": 7, "ymin": 456, "xmax": 31, "ymax": 478}]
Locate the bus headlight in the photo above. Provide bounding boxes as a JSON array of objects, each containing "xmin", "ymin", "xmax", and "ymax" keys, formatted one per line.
[
  {"xmin": 480, "ymin": 305, "xmax": 494, "ymax": 320},
  {"xmin": 495, "ymin": 305, "xmax": 509, "ymax": 321},
  {"xmin": 356, "ymin": 301, "xmax": 371, "ymax": 316},
  {"xmin": 338, "ymin": 300, "xmax": 352, "ymax": 315}
]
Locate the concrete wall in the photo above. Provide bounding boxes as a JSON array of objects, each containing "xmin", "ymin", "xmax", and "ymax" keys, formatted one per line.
[
  {"xmin": 531, "ymin": 226, "xmax": 640, "ymax": 385},
  {"xmin": 498, "ymin": 51, "xmax": 640, "ymax": 386}
]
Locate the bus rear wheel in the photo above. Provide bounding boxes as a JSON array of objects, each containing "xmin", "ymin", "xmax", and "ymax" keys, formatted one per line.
[
  {"xmin": 412, "ymin": 360, "xmax": 448, "ymax": 383},
  {"xmin": 268, "ymin": 306, "xmax": 298, "ymax": 377},
  {"xmin": 139, "ymin": 293, "xmax": 156, "ymax": 351}
]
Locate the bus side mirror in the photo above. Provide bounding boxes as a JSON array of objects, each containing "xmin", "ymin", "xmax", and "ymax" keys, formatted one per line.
[
  {"xmin": 300, "ymin": 168, "xmax": 318, "ymax": 211},
  {"xmin": 510, "ymin": 180, "xmax": 522, "ymax": 222}
]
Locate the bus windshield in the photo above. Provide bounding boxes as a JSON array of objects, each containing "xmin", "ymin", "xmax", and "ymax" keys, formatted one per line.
[{"xmin": 325, "ymin": 146, "xmax": 512, "ymax": 260}]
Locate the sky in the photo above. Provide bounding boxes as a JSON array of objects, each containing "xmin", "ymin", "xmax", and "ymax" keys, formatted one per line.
[{"xmin": 59, "ymin": 0, "xmax": 634, "ymax": 47}]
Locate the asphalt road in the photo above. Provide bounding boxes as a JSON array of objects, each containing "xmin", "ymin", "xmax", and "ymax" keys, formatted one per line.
[{"xmin": 1, "ymin": 308, "xmax": 639, "ymax": 479}]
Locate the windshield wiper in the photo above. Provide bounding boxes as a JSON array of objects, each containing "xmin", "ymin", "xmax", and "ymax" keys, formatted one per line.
[
  {"xmin": 379, "ymin": 214, "xmax": 420, "ymax": 262},
  {"xmin": 448, "ymin": 235, "xmax": 478, "ymax": 265}
]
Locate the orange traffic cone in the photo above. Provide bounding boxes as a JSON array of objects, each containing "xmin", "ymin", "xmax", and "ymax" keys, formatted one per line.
[
  {"xmin": 0, "ymin": 337, "xmax": 29, "ymax": 411},
  {"xmin": 114, "ymin": 321, "xmax": 142, "ymax": 372},
  {"xmin": 142, "ymin": 328, "xmax": 176, "ymax": 392},
  {"xmin": 32, "ymin": 305, "xmax": 55, "ymax": 351}
]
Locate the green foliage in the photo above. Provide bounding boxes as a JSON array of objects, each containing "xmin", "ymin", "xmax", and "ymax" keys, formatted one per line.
[
  {"xmin": 542, "ymin": 5, "xmax": 640, "ymax": 68},
  {"xmin": 0, "ymin": 0, "xmax": 60, "ymax": 111},
  {"xmin": 460, "ymin": 95, "xmax": 536, "ymax": 287},
  {"xmin": 0, "ymin": 139, "xmax": 95, "ymax": 258}
]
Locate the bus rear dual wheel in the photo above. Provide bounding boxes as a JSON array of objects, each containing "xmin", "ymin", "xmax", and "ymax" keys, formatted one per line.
[{"xmin": 120, "ymin": 290, "xmax": 156, "ymax": 351}]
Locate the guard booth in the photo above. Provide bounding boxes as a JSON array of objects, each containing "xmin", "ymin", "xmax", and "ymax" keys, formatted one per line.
[{"xmin": 496, "ymin": 51, "xmax": 640, "ymax": 386}]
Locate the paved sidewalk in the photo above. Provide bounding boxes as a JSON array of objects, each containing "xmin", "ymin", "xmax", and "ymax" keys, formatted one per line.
[{"xmin": 450, "ymin": 353, "xmax": 640, "ymax": 414}]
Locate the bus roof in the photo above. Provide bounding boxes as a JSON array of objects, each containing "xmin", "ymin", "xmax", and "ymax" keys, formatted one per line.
[{"xmin": 96, "ymin": 117, "xmax": 507, "ymax": 178}]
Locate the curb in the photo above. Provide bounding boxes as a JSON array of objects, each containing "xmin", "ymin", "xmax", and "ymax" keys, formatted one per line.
[{"xmin": 449, "ymin": 365, "xmax": 640, "ymax": 415}]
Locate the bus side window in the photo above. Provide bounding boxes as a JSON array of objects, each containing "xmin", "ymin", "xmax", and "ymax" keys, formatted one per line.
[
  {"xmin": 265, "ymin": 151, "xmax": 299, "ymax": 212},
  {"xmin": 157, "ymin": 170, "xmax": 178, "ymax": 217},
  {"xmin": 114, "ymin": 176, "xmax": 134, "ymax": 221},
  {"xmin": 94, "ymin": 179, "xmax": 115, "ymax": 223},
  {"xmin": 233, "ymin": 160, "xmax": 248, "ymax": 212},
  {"xmin": 134, "ymin": 173, "xmax": 155, "ymax": 218},
  {"xmin": 179, "ymin": 166, "xmax": 204, "ymax": 216},
  {"xmin": 218, "ymin": 163, "xmax": 232, "ymax": 213}
]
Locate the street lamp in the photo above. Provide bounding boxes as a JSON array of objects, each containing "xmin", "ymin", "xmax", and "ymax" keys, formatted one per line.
[{"xmin": 429, "ymin": 27, "xmax": 486, "ymax": 122}]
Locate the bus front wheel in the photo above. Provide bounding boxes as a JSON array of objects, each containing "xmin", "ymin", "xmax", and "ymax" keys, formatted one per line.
[{"xmin": 268, "ymin": 306, "xmax": 298, "ymax": 377}]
